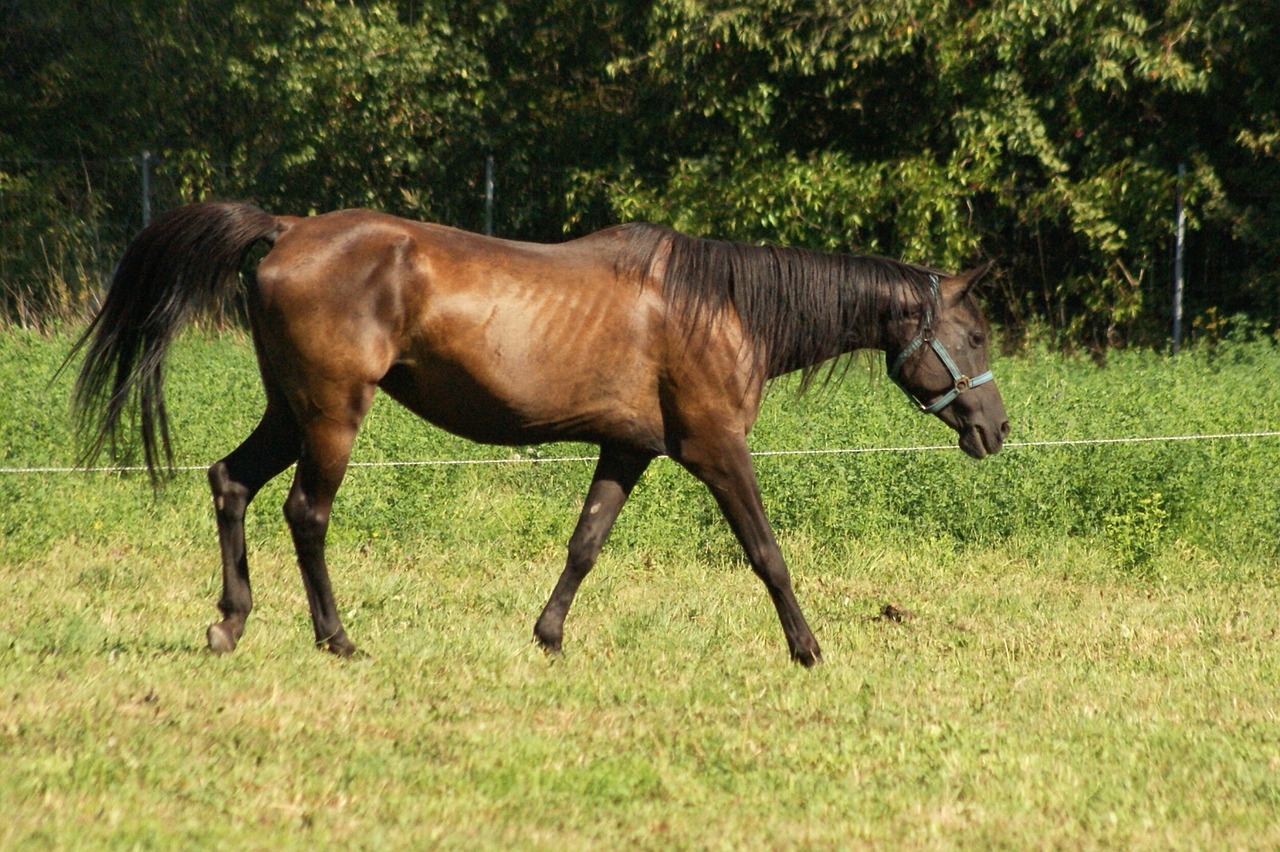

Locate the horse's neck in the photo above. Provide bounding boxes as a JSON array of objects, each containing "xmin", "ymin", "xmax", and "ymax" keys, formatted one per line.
[
  {"xmin": 868, "ymin": 276, "xmax": 925, "ymax": 353},
  {"xmin": 834, "ymin": 276, "xmax": 911, "ymax": 357},
  {"xmin": 763, "ymin": 292, "xmax": 895, "ymax": 382}
]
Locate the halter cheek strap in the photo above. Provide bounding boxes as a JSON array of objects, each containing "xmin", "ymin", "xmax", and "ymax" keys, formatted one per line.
[{"xmin": 887, "ymin": 276, "xmax": 995, "ymax": 415}]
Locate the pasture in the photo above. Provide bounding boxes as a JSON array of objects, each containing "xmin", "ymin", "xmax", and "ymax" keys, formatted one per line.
[{"xmin": 2, "ymin": 328, "xmax": 1278, "ymax": 847}]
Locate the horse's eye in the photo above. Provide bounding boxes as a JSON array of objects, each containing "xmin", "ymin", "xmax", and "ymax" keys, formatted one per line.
[{"xmin": 970, "ymin": 332, "xmax": 987, "ymax": 347}]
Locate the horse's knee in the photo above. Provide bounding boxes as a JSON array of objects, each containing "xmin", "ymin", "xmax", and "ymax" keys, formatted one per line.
[
  {"xmin": 282, "ymin": 489, "xmax": 328, "ymax": 545},
  {"xmin": 283, "ymin": 493, "xmax": 328, "ymax": 529}
]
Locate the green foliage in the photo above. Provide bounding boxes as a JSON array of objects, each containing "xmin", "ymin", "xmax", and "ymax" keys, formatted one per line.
[
  {"xmin": 217, "ymin": 0, "xmax": 488, "ymax": 219},
  {"xmin": 0, "ymin": 166, "xmax": 117, "ymax": 326},
  {"xmin": 1104, "ymin": 492, "xmax": 1169, "ymax": 574}
]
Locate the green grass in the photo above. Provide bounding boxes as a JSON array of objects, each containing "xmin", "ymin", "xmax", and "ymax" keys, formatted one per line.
[{"xmin": 2, "ymin": 328, "xmax": 1279, "ymax": 848}]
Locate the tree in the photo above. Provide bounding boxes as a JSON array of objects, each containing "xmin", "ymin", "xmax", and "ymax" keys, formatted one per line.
[{"xmin": 211, "ymin": 0, "xmax": 489, "ymax": 222}]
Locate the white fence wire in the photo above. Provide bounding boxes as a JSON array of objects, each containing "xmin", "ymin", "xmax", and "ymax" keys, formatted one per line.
[{"xmin": 2, "ymin": 431, "xmax": 1278, "ymax": 476}]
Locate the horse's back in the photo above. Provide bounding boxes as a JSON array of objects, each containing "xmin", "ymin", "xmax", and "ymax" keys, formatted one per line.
[
  {"xmin": 251, "ymin": 210, "xmax": 673, "ymax": 450},
  {"xmin": 391, "ymin": 223, "xmax": 672, "ymax": 448}
]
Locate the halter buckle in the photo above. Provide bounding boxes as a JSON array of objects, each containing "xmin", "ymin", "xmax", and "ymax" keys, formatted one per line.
[{"xmin": 955, "ymin": 375, "xmax": 971, "ymax": 393}]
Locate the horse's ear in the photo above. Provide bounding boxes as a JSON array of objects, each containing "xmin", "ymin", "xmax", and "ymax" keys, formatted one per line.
[{"xmin": 946, "ymin": 260, "xmax": 995, "ymax": 302}]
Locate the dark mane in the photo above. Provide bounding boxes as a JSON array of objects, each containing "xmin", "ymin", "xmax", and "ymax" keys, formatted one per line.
[{"xmin": 616, "ymin": 224, "xmax": 942, "ymax": 388}]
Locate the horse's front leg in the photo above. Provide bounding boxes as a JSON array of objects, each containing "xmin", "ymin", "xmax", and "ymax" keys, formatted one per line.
[
  {"xmin": 673, "ymin": 435, "xmax": 823, "ymax": 666},
  {"xmin": 534, "ymin": 445, "xmax": 652, "ymax": 653}
]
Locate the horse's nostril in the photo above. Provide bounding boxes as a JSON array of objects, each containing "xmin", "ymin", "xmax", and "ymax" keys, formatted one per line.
[{"xmin": 999, "ymin": 420, "xmax": 1011, "ymax": 440}]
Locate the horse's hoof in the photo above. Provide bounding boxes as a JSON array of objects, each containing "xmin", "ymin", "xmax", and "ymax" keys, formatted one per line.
[
  {"xmin": 323, "ymin": 634, "xmax": 358, "ymax": 658},
  {"xmin": 792, "ymin": 645, "xmax": 824, "ymax": 668},
  {"xmin": 533, "ymin": 624, "xmax": 563, "ymax": 655},
  {"xmin": 206, "ymin": 623, "xmax": 237, "ymax": 654}
]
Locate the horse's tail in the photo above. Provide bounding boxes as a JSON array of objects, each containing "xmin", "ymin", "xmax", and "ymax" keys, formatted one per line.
[{"xmin": 67, "ymin": 201, "xmax": 281, "ymax": 481}]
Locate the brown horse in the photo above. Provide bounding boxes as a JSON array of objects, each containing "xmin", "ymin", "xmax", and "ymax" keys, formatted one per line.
[{"xmin": 71, "ymin": 202, "xmax": 1008, "ymax": 665}]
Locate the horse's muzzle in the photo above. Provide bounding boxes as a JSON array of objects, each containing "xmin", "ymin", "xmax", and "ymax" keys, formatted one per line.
[{"xmin": 959, "ymin": 418, "xmax": 1010, "ymax": 459}]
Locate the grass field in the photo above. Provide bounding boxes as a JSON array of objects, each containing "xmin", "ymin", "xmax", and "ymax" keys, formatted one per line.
[{"xmin": 2, "ymin": 328, "xmax": 1278, "ymax": 848}]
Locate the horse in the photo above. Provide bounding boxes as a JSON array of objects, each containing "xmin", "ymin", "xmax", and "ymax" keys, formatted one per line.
[{"xmin": 70, "ymin": 202, "xmax": 1008, "ymax": 666}]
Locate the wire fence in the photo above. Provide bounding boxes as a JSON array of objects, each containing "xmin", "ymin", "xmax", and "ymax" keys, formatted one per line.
[{"xmin": 3, "ymin": 430, "xmax": 1278, "ymax": 476}]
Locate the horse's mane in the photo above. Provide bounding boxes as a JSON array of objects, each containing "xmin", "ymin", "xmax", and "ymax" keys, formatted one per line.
[{"xmin": 615, "ymin": 224, "xmax": 943, "ymax": 388}]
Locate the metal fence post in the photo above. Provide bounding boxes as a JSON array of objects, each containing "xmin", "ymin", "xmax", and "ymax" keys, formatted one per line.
[
  {"xmin": 484, "ymin": 155, "xmax": 494, "ymax": 237},
  {"xmin": 140, "ymin": 150, "xmax": 153, "ymax": 228},
  {"xmin": 1172, "ymin": 162, "xmax": 1186, "ymax": 354}
]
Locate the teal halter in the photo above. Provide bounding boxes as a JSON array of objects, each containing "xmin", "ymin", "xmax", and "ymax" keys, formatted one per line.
[{"xmin": 887, "ymin": 276, "xmax": 994, "ymax": 415}]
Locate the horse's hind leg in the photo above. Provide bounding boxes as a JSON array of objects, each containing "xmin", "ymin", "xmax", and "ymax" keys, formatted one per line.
[
  {"xmin": 534, "ymin": 445, "xmax": 652, "ymax": 653},
  {"xmin": 282, "ymin": 387, "xmax": 375, "ymax": 657},
  {"xmin": 206, "ymin": 402, "xmax": 302, "ymax": 654},
  {"xmin": 673, "ymin": 435, "xmax": 822, "ymax": 666}
]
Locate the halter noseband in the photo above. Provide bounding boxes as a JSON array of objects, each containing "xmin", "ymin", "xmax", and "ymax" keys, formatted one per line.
[{"xmin": 887, "ymin": 275, "xmax": 994, "ymax": 415}]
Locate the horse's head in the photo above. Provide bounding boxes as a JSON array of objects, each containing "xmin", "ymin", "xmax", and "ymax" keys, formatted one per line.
[{"xmin": 887, "ymin": 265, "xmax": 1009, "ymax": 459}]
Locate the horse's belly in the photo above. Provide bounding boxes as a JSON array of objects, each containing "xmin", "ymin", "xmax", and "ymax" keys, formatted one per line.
[{"xmin": 377, "ymin": 359, "xmax": 663, "ymax": 451}]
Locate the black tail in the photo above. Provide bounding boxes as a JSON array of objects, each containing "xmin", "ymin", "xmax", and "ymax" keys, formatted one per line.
[{"xmin": 67, "ymin": 202, "xmax": 280, "ymax": 480}]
